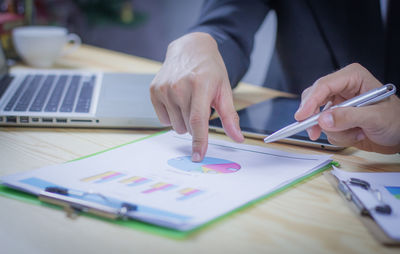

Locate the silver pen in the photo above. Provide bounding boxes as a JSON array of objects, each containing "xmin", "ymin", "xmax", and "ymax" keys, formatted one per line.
[{"xmin": 264, "ymin": 84, "xmax": 397, "ymax": 144}]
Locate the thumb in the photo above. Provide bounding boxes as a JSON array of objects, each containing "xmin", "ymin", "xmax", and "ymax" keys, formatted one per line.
[
  {"xmin": 214, "ymin": 86, "xmax": 244, "ymax": 143},
  {"xmin": 318, "ymin": 107, "xmax": 379, "ymax": 132}
]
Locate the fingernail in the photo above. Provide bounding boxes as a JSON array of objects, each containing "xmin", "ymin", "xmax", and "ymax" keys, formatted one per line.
[
  {"xmin": 298, "ymin": 100, "xmax": 304, "ymax": 110},
  {"xmin": 322, "ymin": 101, "xmax": 333, "ymax": 111},
  {"xmin": 306, "ymin": 128, "xmax": 312, "ymax": 137},
  {"xmin": 234, "ymin": 116, "xmax": 244, "ymax": 142},
  {"xmin": 356, "ymin": 132, "xmax": 365, "ymax": 141},
  {"xmin": 236, "ymin": 125, "xmax": 244, "ymax": 141},
  {"xmin": 192, "ymin": 152, "xmax": 201, "ymax": 162},
  {"xmin": 321, "ymin": 112, "xmax": 334, "ymax": 128},
  {"xmin": 295, "ymin": 104, "xmax": 303, "ymax": 115}
]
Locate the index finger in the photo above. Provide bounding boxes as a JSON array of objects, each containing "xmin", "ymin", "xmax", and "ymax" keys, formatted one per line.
[
  {"xmin": 295, "ymin": 63, "xmax": 380, "ymax": 121},
  {"xmin": 189, "ymin": 85, "xmax": 212, "ymax": 162}
]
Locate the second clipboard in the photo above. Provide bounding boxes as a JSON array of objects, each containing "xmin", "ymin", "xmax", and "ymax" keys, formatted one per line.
[{"xmin": 324, "ymin": 170, "xmax": 400, "ymax": 245}]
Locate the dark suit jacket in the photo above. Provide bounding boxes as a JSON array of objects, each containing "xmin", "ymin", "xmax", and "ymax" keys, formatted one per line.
[{"xmin": 190, "ymin": 0, "xmax": 400, "ymax": 96}]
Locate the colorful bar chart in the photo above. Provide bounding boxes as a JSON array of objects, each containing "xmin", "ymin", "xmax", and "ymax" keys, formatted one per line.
[
  {"xmin": 142, "ymin": 182, "xmax": 176, "ymax": 194},
  {"xmin": 386, "ymin": 186, "xmax": 400, "ymax": 200},
  {"xmin": 120, "ymin": 176, "xmax": 151, "ymax": 187},
  {"xmin": 81, "ymin": 171, "xmax": 125, "ymax": 183},
  {"xmin": 177, "ymin": 188, "xmax": 204, "ymax": 201}
]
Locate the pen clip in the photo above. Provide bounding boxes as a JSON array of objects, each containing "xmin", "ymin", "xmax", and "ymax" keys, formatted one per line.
[{"xmin": 356, "ymin": 84, "xmax": 396, "ymax": 107}]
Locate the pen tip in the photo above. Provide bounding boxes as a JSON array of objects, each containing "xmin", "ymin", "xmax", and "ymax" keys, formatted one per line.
[{"xmin": 263, "ymin": 137, "xmax": 272, "ymax": 144}]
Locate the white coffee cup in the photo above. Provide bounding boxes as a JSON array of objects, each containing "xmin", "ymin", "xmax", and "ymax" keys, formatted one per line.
[{"xmin": 12, "ymin": 26, "xmax": 81, "ymax": 68}]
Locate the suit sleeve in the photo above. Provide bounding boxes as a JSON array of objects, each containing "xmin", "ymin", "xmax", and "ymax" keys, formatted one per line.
[{"xmin": 189, "ymin": 0, "xmax": 270, "ymax": 88}]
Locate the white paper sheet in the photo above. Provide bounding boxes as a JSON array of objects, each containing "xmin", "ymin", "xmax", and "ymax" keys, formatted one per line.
[{"xmin": 1, "ymin": 131, "xmax": 332, "ymax": 230}]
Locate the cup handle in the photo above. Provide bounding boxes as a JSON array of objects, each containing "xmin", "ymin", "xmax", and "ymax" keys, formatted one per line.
[{"xmin": 61, "ymin": 33, "xmax": 81, "ymax": 56}]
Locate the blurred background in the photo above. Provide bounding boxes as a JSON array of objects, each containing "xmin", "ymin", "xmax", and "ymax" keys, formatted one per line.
[{"xmin": 0, "ymin": 0, "xmax": 276, "ymax": 86}]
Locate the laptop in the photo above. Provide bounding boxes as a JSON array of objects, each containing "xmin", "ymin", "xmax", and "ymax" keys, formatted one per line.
[{"xmin": 0, "ymin": 46, "xmax": 163, "ymax": 128}]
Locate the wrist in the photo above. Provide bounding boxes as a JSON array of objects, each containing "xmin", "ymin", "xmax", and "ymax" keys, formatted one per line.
[{"xmin": 168, "ymin": 32, "xmax": 217, "ymax": 52}]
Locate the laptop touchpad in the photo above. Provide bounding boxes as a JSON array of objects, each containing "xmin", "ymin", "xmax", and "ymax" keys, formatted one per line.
[{"xmin": 96, "ymin": 73, "xmax": 157, "ymax": 118}]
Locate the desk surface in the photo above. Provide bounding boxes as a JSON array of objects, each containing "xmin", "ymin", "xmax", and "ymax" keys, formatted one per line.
[{"xmin": 1, "ymin": 45, "xmax": 399, "ymax": 254}]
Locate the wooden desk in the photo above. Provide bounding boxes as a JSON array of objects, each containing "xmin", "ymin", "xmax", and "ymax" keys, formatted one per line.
[{"xmin": 1, "ymin": 45, "xmax": 399, "ymax": 254}]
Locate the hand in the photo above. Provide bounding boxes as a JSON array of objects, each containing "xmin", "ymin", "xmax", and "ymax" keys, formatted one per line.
[
  {"xmin": 150, "ymin": 32, "xmax": 244, "ymax": 161},
  {"xmin": 295, "ymin": 63, "xmax": 400, "ymax": 154}
]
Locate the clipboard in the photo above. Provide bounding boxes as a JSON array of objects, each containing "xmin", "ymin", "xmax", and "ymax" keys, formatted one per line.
[
  {"xmin": 324, "ymin": 170, "xmax": 400, "ymax": 245},
  {"xmin": 0, "ymin": 130, "xmax": 336, "ymax": 238},
  {"xmin": 0, "ymin": 163, "xmax": 337, "ymax": 239}
]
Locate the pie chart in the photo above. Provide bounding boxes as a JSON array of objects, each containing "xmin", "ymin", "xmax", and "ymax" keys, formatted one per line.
[{"xmin": 167, "ymin": 156, "xmax": 241, "ymax": 174}]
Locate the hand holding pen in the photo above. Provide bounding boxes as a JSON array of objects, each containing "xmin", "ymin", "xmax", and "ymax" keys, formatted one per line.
[{"xmin": 293, "ymin": 63, "xmax": 400, "ymax": 154}]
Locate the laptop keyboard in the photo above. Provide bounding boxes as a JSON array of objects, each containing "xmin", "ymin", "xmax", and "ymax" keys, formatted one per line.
[{"xmin": 3, "ymin": 74, "xmax": 95, "ymax": 113}]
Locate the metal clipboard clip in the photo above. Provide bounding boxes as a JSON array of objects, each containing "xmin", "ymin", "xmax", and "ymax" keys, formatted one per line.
[
  {"xmin": 324, "ymin": 170, "xmax": 398, "ymax": 245},
  {"xmin": 38, "ymin": 187, "xmax": 137, "ymax": 220},
  {"xmin": 38, "ymin": 186, "xmax": 190, "ymax": 230}
]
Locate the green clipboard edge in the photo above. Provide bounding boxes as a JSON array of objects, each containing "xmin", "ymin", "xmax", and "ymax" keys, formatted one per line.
[{"xmin": 0, "ymin": 130, "xmax": 340, "ymax": 239}]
